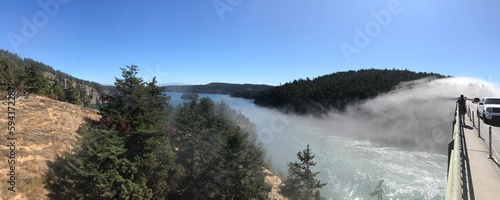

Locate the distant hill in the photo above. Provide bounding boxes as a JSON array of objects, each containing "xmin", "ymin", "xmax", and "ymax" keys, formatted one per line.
[
  {"xmin": 163, "ymin": 82, "xmax": 273, "ymax": 98},
  {"xmin": 0, "ymin": 49, "xmax": 110, "ymax": 106},
  {"xmin": 253, "ymin": 68, "xmax": 447, "ymax": 114}
]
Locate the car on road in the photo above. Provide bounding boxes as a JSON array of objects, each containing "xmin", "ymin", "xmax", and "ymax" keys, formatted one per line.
[{"xmin": 477, "ymin": 97, "xmax": 500, "ymax": 124}]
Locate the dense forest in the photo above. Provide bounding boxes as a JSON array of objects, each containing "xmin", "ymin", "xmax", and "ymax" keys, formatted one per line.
[
  {"xmin": 45, "ymin": 65, "xmax": 327, "ymax": 200},
  {"xmin": 253, "ymin": 69, "xmax": 447, "ymax": 115},
  {"xmin": 229, "ymin": 89, "xmax": 264, "ymax": 99},
  {"xmin": 0, "ymin": 49, "xmax": 109, "ymax": 106},
  {"xmin": 164, "ymin": 82, "xmax": 273, "ymax": 98}
]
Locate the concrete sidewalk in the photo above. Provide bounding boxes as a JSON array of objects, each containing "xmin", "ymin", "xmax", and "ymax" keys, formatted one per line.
[{"xmin": 461, "ymin": 118, "xmax": 500, "ymax": 199}]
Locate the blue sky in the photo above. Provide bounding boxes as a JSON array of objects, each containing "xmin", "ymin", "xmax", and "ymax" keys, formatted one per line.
[{"xmin": 1, "ymin": 0, "xmax": 499, "ymax": 86}]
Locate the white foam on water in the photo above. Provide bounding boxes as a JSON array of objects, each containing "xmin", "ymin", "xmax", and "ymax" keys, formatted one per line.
[{"xmin": 312, "ymin": 135, "xmax": 446, "ymax": 199}]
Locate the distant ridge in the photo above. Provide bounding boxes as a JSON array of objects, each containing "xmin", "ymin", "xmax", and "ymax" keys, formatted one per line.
[
  {"xmin": 253, "ymin": 68, "xmax": 447, "ymax": 115},
  {"xmin": 159, "ymin": 83, "xmax": 190, "ymax": 86},
  {"xmin": 163, "ymin": 82, "xmax": 273, "ymax": 98}
]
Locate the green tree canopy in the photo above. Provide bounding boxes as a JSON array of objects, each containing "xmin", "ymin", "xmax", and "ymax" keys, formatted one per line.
[
  {"xmin": 45, "ymin": 126, "xmax": 152, "ymax": 200},
  {"xmin": 99, "ymin": 65, "xmax": 170, "ymax": 135},
  {"xmin": 280, "ymin": 144, "xmax": 327, "ymax": 200},
  {"xmin": 45, "ymin": 65, "xmax": 274, "ymax": 199},
  {"xmin": 254, "ymin": 69, "xmax": 446, "ymax": 114}
]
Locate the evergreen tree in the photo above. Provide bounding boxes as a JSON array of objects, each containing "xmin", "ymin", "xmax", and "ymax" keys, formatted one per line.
[
  {"xmin": 64, "ymin": 84, "xmax": 81, "ymax": 105},
  {"xmin": 204, "ymin": 128, "xmax": 270, "ymax": 200},
  {"xmin": 98, "ymin": 65, "xmax": 182, "ymax": 198},
  {"xmin": 25, "ymin": 60, "xmax": 49, "ymax": 95},
  {"xmin": 141, "ymin": 132, "xmax": 183, "ymax": 198},
  {"xmin": 0, "ymin": 58, "xmax": 17, "ymax": 90},
  {"xmin": 50, "ymin": 82, "xmax": 65, "ymax": 101},
  {"xmin": 46, "ymin": 65, "xmax": 182, "ymax": 199},
  {"xmin": 173, "ymin": 98, "xmax": 271, "ymax": 199},
  {"xmin": 173, "ymin": 98, "xmax": 219, "ymax": 194},
  {"xmin": 99, "ymin": 65, "xmax": 169, "ymax": 134},
  {"xmin": 44, "ymin": 64, "xmax": 276, "ymax": 199},
  {"xmin": 280, "ymin": 145, "xmax": 327, "ymax": 200},
  {"xmin": 45, "ymin": 126, "xmax": 152, "ymax": 200},
  {"xmin": 82, "ymin": 94, "xmax": 92, "ymax": 107}
]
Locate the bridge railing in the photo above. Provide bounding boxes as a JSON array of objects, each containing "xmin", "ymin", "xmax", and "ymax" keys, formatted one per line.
[
  {"xmin": 446, "ymin": 103, "xmax": 463, "ymax": 200},
  {"xmin": 474, "ymin": 109, "xmax": 500, "ymax": 160}
]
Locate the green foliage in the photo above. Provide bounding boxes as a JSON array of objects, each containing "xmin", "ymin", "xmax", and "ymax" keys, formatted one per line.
[
  {"xmin": 215, "ymin": 100, "xmax": 258, "ymax": 142},
  {"xmin": 45, "ymin": 127, "xmax": 153, "ymax": 200},
  {"xmin": 144, "ymin": 134, "xmax": 183, "ymax": 198},
  {"xmin": 49, "ymin": 82, "xmax": 65, "ymax": 101},
  {"xmin": 64, "ymin": 84, "xmax": 81, "ymax": 105},
  {"xmin": 173, "ymin": 98, "xmax": 230, "ymax": 194},
  {"xmin": 172, "ymin": 98, "xmax": 270, "ymax": 199},
  {"xmin": 211, "ymin": 128, "xmax": 270, "ymax": 199},
  {"xmin": 180, "ymin": 92, "xmax": 199, "ymax": 100},
  {"xmin": 229, "ymin": 89, "xmax": 263, "ymax": 99},
  {"xmin": 99, "ymin": 65, "xmax": 170, "ymax": 134},
  {"xmin": 45, "ymin": 65, "xmax": 272, "ymax": 199},
  {"xmin": 25, "ymin": 59, "xmax": 50, "ymax": 95},
  {"xmin": 280, "ymin": 145, "xmax": 327, "ymax": 200},
  {"xmin": 254, "ymin": 69, "xmax": 446, "ymax": 114},
  {"xmin": 0, "ymin": 52, "xmax": 23, "ymax": 90},
  {"xmin": 0, "ymin": 49, "xmax": 110, "ymax": 105}
]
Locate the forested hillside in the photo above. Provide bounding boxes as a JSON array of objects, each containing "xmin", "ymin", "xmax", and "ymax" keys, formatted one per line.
[
  {"xmin": 44, "ymin": 65, "xmax": 327, "ymax": 199},
  {"xmin": 45, "ymin": 66, "xmax": 271, "ymax": 199},
  {"xmin": 0, "ymin": 49, "xmax": 109, "ymax": 106},
  {"xmin": 254, "ymin": 69, "xmax": 446, "ymax": 114},
  {"xmin": 164, "ymin": 82, "xmax": 272, "ymax": 98}
]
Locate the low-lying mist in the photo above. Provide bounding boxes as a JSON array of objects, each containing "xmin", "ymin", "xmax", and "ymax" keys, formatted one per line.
[
  {"xmin": 235, "ymin": 77, "xmax": 499, "ymax": 171},
  {"xmin": 319, "ymin": 76, "xmax": 499, "ymax": 154}
]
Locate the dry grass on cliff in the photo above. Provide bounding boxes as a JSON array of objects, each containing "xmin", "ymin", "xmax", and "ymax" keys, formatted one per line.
[{"xmin": 0, "ymin": 95, "xmax": 100, "ymax": 200}]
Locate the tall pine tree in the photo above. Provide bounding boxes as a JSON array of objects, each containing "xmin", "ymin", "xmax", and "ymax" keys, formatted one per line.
[
  {"xmin": 25, "ymin": 60, "xmax": 49, "ymax": 95},
  {"xmin": 98, "ymin": 65, "xmax": 181, "ymax": 198},
  {"xmin": 44, "ymin": 126, "xmax": 152, "ymax": 200},
  {"xmin": 205, "ymin": 128, "xmax": 270, "ymax": 200},
  {"xmin": 280, "ymin": 145, "xmax": 327, "ymax": 200},
  {"xmin": 46, "ymin": 65, "xmax": 182, "ymax": 199}
]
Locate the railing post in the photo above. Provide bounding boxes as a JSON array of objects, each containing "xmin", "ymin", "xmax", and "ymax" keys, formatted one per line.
[
  {"xmin": 472, "ymin": 111, "xmax": 475, "ymax": 127},
  {"xmin": 468, "ymin": 105, "xmax": 471, "ymax": 119},
  {"xmin": 478, "ymin": 114, "xmax": 481, "ymax": 137},
  {"xmin": 489, "ymin": 127, "xmax": 492, "ymax": 159}
]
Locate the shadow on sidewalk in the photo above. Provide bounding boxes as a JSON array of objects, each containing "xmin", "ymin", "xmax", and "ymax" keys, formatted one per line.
[
  {"xmin": 461, "ymin": 126, "xmax": 475, "ymax": 200},
  {"xmin": 462, "ymin": 124, "xmax": 474, "ymax": 130}
]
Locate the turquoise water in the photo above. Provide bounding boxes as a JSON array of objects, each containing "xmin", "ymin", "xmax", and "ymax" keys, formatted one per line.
[{"xmin": 166, "ymin": 92, "xmax": 447, "ymax": 199}]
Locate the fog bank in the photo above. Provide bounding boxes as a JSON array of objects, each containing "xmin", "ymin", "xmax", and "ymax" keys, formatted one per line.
[{"xmin": 234, "ymin": 77, "xmax": 499, "ymax": 171}]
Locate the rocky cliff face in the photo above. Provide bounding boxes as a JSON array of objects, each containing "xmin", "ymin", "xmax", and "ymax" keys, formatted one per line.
[{"xmin": 43, "ymin": 72, "xmax": 107, "ymax": 104}]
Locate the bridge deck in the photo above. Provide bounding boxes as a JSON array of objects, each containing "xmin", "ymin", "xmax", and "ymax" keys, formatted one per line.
[{"xmin": 461, "ymin": 108, "xmax": 500, "ymax": 199}]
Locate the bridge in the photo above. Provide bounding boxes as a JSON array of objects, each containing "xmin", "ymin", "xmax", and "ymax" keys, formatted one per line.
[{"xmin": 446, "ymin": 102, "xmax": 500, "ymax": 199}]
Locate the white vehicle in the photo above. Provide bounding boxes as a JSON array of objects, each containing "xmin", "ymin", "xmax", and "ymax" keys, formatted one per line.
[{"xmin": 477, "ymin": 97, "xmax": 500, "ymax": 124}]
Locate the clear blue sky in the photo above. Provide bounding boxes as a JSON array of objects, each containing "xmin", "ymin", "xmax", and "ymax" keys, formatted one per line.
[{"xmin": 1, "ymin": 0, "xmax": 499, "ymax": 86}]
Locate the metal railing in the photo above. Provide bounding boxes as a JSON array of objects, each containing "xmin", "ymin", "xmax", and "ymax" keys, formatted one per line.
[
  {"xmin": 475, "ymin": 111, "xmax": 500, "ymax": 161},
  {"xmin": 445, "ymin": 103, "xmax": 463, "ymax": 200}
]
